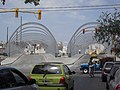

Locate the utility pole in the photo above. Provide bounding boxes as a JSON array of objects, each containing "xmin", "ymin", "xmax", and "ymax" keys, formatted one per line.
[
  {"xmin": 6, "ymin": 27, "xmax": 8, "ymax": 43},
  {"xmin": 20, "ymin": 16, "xmax": 22, "ymax": 42}
]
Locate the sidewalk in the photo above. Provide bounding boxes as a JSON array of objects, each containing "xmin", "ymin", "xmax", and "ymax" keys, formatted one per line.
[{"xmin": 1, "ymin": 54, "xmax": 23, "ymax": 65}]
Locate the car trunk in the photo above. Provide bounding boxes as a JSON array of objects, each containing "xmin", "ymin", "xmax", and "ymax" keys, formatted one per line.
[{"xmin": 30, "ymin": 74, "xmax": 64, "ymax": 86}]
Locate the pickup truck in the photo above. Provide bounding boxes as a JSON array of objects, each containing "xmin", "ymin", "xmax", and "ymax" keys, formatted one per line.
[{"xmin": 80, "ymin": 63, "xmax": 100, "ymax": 74}]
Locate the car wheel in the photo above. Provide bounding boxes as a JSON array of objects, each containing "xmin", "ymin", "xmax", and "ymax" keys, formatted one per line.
[
  {"xmin": 83, "ymin": 68, "xmax": 88, "ymax": 74},
  {"xmin": 101, "ymin": 74, "xmax": 107, "ymax": 82},
  {"xmin": 70, "ymin": 81, "xmax": 74, "ymax": 90},
  {"xmin": 70, "ymin": 86, "xmax": 74, "ymax": 90}
]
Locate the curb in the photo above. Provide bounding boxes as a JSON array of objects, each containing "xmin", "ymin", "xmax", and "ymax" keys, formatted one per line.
[
  {"xmin": 1, "ymin": 53, "xmax": 24, "ymax": 65},
  {"xmin": 67, "ymin": 54, "xmax": 84, "ymax": 65}
]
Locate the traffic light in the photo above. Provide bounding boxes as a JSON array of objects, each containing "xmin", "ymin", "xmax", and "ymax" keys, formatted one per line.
[
  {"xmin": 83, "ymin": 29, "xmax": 85, "ymax": 34},
  {"xmin": 38, "ymin": 10, "xmax": 41, "ymax": 20},
  {"xmin": 95, "ymin": 28, "xmax": 100, "ymax": 33},
  {"xmin": 15, "ymin": 8, "xmax": 19, "ymax": 18}
]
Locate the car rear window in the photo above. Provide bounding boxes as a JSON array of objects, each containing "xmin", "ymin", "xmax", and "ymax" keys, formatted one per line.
[
  {"xmin": 105, "ymin": 63, "xmax": 113, "ymax": 68},
  {"xmin": 32, "ymin": 64, "xmax": 62, "ymax": 74},
  {"xmin": 114, "ymin": 62, "xmax": 120, "ymax": 65}
]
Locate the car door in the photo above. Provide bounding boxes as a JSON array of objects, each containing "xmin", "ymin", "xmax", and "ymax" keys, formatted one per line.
[
  {"xmin": 109, "ymin": 68, "xmax": 120, "ymax": 90},
  {"xmin": 63, "ymin": 65, "xmax": 74, "ymax": 90},
  {"xmin": 10, "ymin": 69, "xmax": 38, "ymax": 90},
  {"xmin": 0, "ymin": 69, "xmax": 21, "ymax": 90}
]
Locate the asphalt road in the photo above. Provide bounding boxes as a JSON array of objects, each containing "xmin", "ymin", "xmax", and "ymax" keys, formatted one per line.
[
  {"xmin": 69, "ymin": 54, "xmax": 106, "ymax": 90},
  {"xmin": 74, "ymin": 74, "xmax": 106, "ymax": 90}
]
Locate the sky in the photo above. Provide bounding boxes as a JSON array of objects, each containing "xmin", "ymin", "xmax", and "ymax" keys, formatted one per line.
[{"xmin": 0, "ymin": 0, "xmax": 120, "ymax": 44}]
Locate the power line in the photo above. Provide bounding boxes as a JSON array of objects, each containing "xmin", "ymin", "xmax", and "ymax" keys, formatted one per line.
[
  {"xmin": 0, "ymin": 4, "xmax": 119, "ymax": 14},
  {"xmin": 35, "ymin": 7, "xmax": 120, "ymax": 12},
  {"xmin": 19, "ymin": 3, "xmax": 120, "ymax": 10},
  {"xmin": 0, "ymin": 3, "xmax": 120, "ymax": 10}
]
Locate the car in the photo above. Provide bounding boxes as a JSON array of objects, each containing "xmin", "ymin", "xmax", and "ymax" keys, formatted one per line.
[
  {"xmin": 101, "ymin": 62, "xmax": 114, "ymax": 82},
  {"xmin": 101, "ymin": 61, "xmax": 120, "ymax": 82},
  {"xmin": 99, "ymin": 56, "xmax": 115, "ymax": 69},
  {"xmin": 80, "ymin": 57, "xmax": 100, "ymax": 74},
  {"xmin": 0, "ymin": 66, "xmax": 39, "ymax": 90},
  {"xmin": 106, "ymin": 66, "xmax": 120, "ymax": 90},
  {"xmin": 29, "ymin": 62, "xmax": 75, "ymax": 90},
  {"xmin": 105, "ymin": 64, "xmax": 120, "ymax": 90}
]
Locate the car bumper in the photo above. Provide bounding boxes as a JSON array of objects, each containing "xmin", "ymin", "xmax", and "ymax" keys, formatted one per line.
[
  {"xmin": 40, "ymin": 86, "xmax": 67, "ymax": 90},
  {"xmin": 37, "ymin": 84, "xmax": 67, "ymax": 90}
]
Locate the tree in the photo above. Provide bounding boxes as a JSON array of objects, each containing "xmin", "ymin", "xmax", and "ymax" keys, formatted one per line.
[
  {"xmin": 94, "ymin": 9, "xmax": 120, "ymax": 54},
  {"xmin": 1, "ymin": 0, "xmax": 40, "ymax": 6}
]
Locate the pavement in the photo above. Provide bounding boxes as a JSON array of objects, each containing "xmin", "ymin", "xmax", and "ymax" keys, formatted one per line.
[
  {"xmin": 1, "ymin": 53, "xmax": 120, "ymax": 66},
  {"xmin": 1, "ymin": 54, "xmax": 23, "ymax": 65},
  {"xmin": 43, "ymin": 54, "xmax": 84, "ymax": 67},
  {"xmin": 1, "ymin": 53, "xmax": 83, "ymax": 65}
]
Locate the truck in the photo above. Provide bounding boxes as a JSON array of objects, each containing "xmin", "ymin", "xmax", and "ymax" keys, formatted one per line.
[
  {"xmin": 80, "ymin": 54, "xmax": 115, "ymax": 74},
  {"xmin": 80, "ymin": 57, "xmax": 101, "ymax": 74}
]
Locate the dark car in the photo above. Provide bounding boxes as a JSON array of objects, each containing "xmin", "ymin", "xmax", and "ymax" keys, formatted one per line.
[
  {"xmin": 0, "ymin": 66, "xmax": 39, "ymax": 90},
  {"xmin": 105, "ymin": 64, "xmax": 120, "ymax": 90},
  {"xmin": 101, "ymin": 61, "xmax": 120, "ymax": 82},
  {"xmin": 107, "ymin": 66, "xmax": 120, "ymax": 90}
]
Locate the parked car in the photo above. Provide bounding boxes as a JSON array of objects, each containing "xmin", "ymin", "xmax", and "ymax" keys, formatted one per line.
[
  {"xmin": 99, "ymin": 56, "xmax": 115, "ymax": 69},
  {"xmin": 80, "ymin": 57, "xmax": 100, "ymax": 74},
  {"xmin": 29, "ymin": 62, "xmax": 75, "ymax": 90},
  {"xmin": 101, "ymin": 61, "xmax": 120, "ymax": 82},
  {"xmin": 105, "ymin": 64, "xmax": 120, "ymax": 90},
  {"xmin": 107, "ymin": 66, "xmax": 120, "ymax": 90},
  {"xmin": 0, "ymin": 66, "xmax": 39, "ymax": 90}
]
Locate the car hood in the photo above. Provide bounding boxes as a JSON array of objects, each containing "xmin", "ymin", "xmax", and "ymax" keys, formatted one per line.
[{"xmin": 81, "ymin": 63, "xmax": 88, "ymax": 66}]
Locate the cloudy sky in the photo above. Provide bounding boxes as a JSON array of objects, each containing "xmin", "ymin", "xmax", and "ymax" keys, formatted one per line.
[{"xmin": 0, "ymin": 0, "xmax": 120, "ymax": 44}]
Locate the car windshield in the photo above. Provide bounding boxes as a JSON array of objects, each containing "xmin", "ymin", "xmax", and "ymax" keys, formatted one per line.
[{"xmin": 32, "ymin": 64, "xmax": 62, "ymax": 74}]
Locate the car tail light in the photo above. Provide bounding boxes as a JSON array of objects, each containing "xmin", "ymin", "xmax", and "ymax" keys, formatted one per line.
[
  {"xmin": 116, "ymin": 84, "xmax": 120, "ymax": 90},
  {"xmin": 28, "ymin": 76, "xmax": 32, "ymax": 80},
  {"xmin": 59, "ymin": 77, "xmax": 65, "ymax": 84}
]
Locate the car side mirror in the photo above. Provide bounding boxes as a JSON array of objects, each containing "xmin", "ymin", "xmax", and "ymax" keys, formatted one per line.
[{"xmin": 28, "ymin": 79, "xmax": 36, "ymax": 85}]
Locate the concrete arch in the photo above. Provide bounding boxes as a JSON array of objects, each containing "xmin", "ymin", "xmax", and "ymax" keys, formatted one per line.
[
  {"xmin": 67, "ymin": 22, "xmax": 102, "ymax": 57},
  {"xmin": 6, "ymin": 22, "xmax": 58, "ymax": 56}
]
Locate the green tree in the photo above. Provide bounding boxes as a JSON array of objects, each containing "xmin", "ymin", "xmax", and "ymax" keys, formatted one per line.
[
  {"xmin": 1, "ymin": 0, "xmax": 40, "ymax": 6},
  {"xmin": 94, "ymin": 9, "xmax": 120, "ymax": 54}
]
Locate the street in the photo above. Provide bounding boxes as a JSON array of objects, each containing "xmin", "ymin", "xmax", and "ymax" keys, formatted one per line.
[{"xmin": 74, "ymin": 74, "xmax": 106, "ymax": 90}]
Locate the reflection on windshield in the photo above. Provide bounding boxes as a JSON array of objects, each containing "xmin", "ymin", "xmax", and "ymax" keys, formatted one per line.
[{"xmin": 32, "ymin": 65, "xmax": 62, "ymax": 74}]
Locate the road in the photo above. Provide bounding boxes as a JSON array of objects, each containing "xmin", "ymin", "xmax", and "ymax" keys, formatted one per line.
[
  {"xmin": 7, "ymin": 54, "xmax": 106, "ymax": 90},
  {"xmin": 74, "ymin": 74, "xmax": 106, "ymax": 90},
  {"xmin": 70, "ymin": 54, "xmax": 106, "ymax": 90}
]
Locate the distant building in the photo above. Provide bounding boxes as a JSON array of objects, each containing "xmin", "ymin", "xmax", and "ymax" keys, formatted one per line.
[
  {"xmin": 85, "ymin": 43, "xmax": 105, "ymax": 55},
  {"xmin": 58, "ymin": 41, "xmax": 67, "ymax": 56},
  {"xmin": 0, "ymin": 41, "xmax": 6, "ymax": 54}
]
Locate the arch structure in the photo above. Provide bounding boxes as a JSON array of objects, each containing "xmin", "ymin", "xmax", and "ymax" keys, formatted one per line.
[
  {"xmin": 67, "ymin": 22, "xmax": 111, "ymax": 57},
  {"xmin": 5, "ymin": 22, "xmax": 58, "ymax": 56}
]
